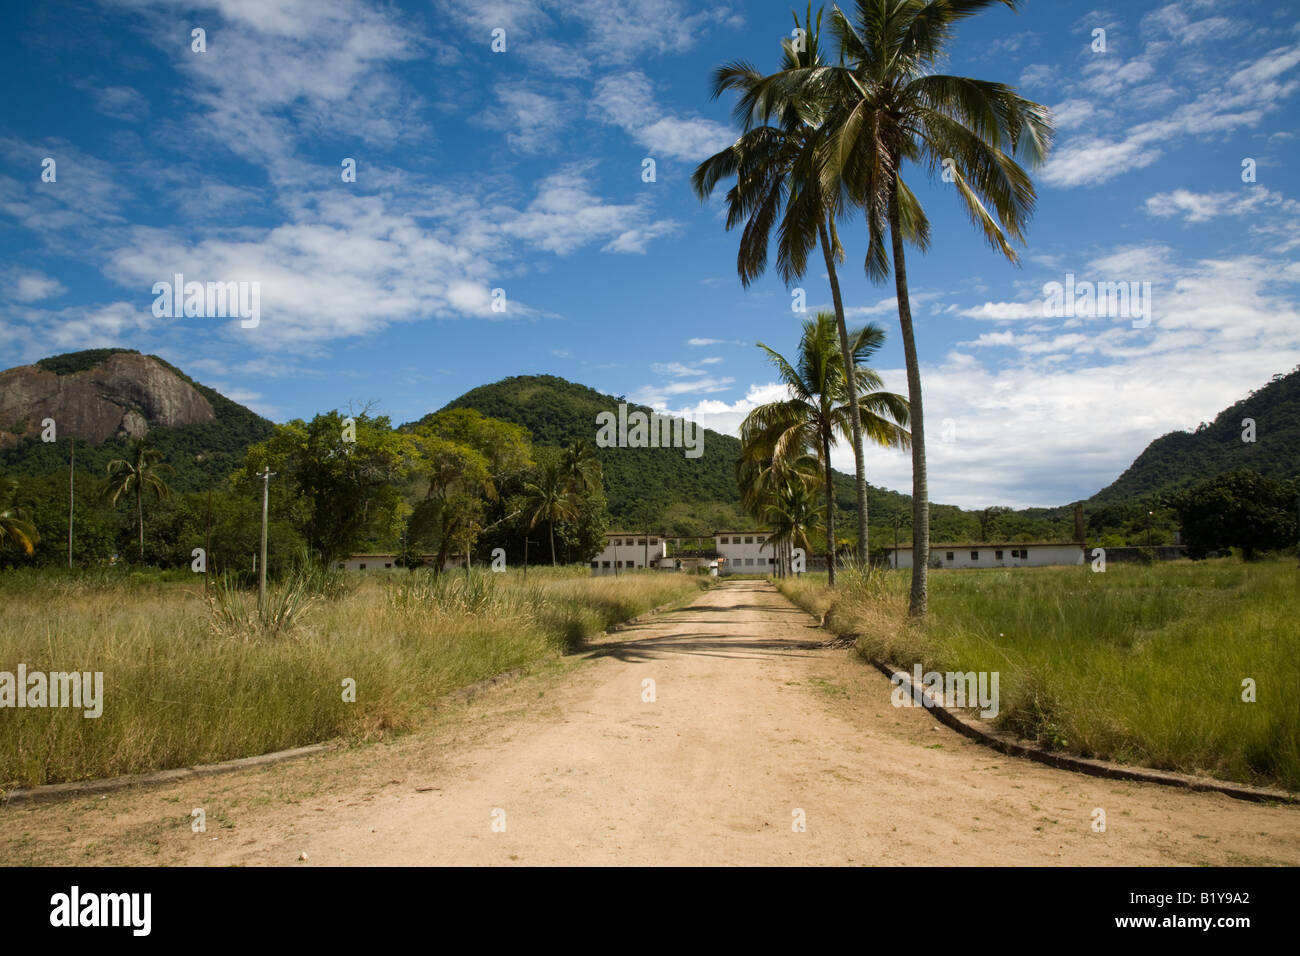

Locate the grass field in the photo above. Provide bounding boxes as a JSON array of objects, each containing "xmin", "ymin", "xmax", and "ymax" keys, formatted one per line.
[
  {"xmin": 0, "ymin": 566, "xmax": 703, "ymax": 790},
  {"xmin": 778, "ymin": 558, "xmax": 1300, "ymax": 791}
]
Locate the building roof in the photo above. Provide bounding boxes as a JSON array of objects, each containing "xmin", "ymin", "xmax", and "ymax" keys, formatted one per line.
[
  {"xmin": 712, "ymin": 530, "xmax": 770, "ymax": 535},
  {"xmin": 884, "ymin": 541, "xmax": 1085, "ymax": 550}
]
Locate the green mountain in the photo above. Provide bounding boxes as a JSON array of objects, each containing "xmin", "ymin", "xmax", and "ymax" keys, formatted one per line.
[
  {"xmin": 1089, "ymin": 365, "xmax": 1300, "ymax": 506},
  {"xmin": 428, "ymin": 373, "xmax": 924, "ymax": 536}
]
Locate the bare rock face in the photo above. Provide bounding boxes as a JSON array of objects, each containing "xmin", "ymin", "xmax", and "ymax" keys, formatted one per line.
[{"xmin": 0, "ymin": 352, "xmax": 217, "ymax": 447}]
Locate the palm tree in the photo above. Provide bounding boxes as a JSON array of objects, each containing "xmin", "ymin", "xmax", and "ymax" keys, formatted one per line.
[
  {"xmin": 775, "ymin": 0, "xmax": 1053, "ymax": 615},
  {"xmin": 741, "ymin": 311, "xmax": 908, "ymax": 586},
  {"xmin": 0, "ymin": 479, "xmax": 39, "ymax": 555},
  {"xmin": 102, "ymin": 438, "xmax": 174, "ymax": 561},
  {"xmin": 738, "ymin": 454, "xmax": 823, "ymax": 576},
  {"xmin": 693, "ymin": 6, "xmax": 883, "ymax": 566},
  {"xmin": 523, "ymin": 457, "xmax": 580, "ymax": 566},
  {"xmin": 561, "ymin": 439, "xmax": 602, "ymax": 495}
]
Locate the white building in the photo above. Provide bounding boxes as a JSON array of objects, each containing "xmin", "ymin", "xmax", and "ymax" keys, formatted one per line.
[
  {"xmin": 713, "ymin": 530, "xmax": 777, "ymax": 574},
  {"xmin": 884, "ymin": 542, "xmax": 1085, "ymax": 570},
  {"xmin": 590, "ymin": 532, "xmax": 668, "ymax": 574}
]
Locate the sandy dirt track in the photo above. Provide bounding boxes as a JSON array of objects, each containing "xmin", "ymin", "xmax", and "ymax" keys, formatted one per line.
[{"xmin": 4, "ymin": 580, "xmax": 1298, "ymax": 866}]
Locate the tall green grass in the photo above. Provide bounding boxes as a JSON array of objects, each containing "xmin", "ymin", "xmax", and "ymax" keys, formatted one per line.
[
  {"xmin": 0, "ymin": 567, "xmax": 701, "ymax": 789},
  {"xmin": 778, "ymin": 560, "xmax": 1300, "ymax": 790}
]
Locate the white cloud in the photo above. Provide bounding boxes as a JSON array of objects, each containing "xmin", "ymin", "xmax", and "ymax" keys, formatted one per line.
[
  {"xmin": 593, "ymin": 71, "xmax": 733, "ymax": 162},
  {"xmin": 8, "ymin": 271, "xmax": 66, "ymax": 302},
  {"xmin": 1145, "ymin": 186, "xmax": 1300, "ymax": 223}
]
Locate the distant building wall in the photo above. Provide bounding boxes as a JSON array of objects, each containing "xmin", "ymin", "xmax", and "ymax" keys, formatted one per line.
[{"xmin": 887, "ymin": 543, "xmax": 1086, "ymax": 570}]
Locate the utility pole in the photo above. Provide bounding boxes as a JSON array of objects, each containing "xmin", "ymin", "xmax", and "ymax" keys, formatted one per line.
[
  {"xmin": 204, "ymin": 486, "xmax": 213, "ymax": 595},
  {"xmin": 67, "ymin": 436, "xmax": 74, "ymax": 569},
  {"xmin": 1147, "ymin": 510, "xmax": 1154, "ymax": 551},
  {"xmin": 257, "ymin": 467, "xmax": 274, "ymax": 612}
]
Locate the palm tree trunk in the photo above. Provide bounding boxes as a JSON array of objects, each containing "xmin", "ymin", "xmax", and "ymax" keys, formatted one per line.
[
  {"xmin": 888, "ymin": 181, "xmax": 929, "ymax": 617},
  {"xmin": 549, "ymin": 521, "xmax": 556, "ymax": 566},
  {"xmin": 136, "ymin": 480, "xmax": 144, "ymax": 562},
  {"xmin": 819, "ymin": 219, "xmax": 869, "ymax": 566},
  {"xmin": 822, "ymin": 431, "xmax": 836, "ymax": 588}
]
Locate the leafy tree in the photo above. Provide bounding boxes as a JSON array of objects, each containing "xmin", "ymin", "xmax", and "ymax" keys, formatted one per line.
[
  {"xmin": 242, "ymin": 411, "xmax": 410, "ymax": 565},
  {"xmin": 102, "ymin": 438, "xmax": 174, "ymax": 561},
  {"xmin": 1170, "ymin": 469, "xmax": 1298, "ymax": 560}
]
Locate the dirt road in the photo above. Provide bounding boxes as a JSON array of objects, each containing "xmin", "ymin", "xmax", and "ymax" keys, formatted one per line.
[{"xmin": 4, "ymin": 580, "xmax": 1297, "ymax": 865}]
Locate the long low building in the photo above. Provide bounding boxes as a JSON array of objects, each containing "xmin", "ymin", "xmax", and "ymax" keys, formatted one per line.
[{"xmin": 884, "ymin": 542, "xmax": 1086, "ymax": 569}]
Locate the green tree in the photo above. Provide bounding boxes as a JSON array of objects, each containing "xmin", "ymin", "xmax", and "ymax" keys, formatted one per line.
[
  {"xmin": 102, "ymin": 438, "xmax": 174, "ymax": 561},
  {"xmin": 741, "ymin": 312, "xmax": 908, "ymax": 585},
  {"xmin": 523, "ymin": 452, "xmax": 582, "ymax": 566},
  {"xmin": 779, "ymin": 0, "xmax": 1053, "ymax": 614},
  {"xmin": 242, "ymin": 411, "xmax": 411, "ymax": 566},
  {"xmin": 1170, "ymin": 469, "xmax": 1298, "ymax": 560}
]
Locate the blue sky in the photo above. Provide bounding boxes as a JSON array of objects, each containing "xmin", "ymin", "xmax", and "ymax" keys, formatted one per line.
[{"xmin": 1, "ymin": 0, "xmax": 1298, "ymax": 508}]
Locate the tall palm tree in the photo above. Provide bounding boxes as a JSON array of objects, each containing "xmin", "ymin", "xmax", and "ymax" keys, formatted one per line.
[
  {"xmin": 523, "ymin": 457, "xmax": 580, "ymax": 566},
  {"xmin": 694, "ymin": 6, "xmax": 885, "ymax": 566},
  {"xmin": 102, "ymin": 438, "xmax": 174, "ymax": 561},
  {"xmin": 774, "ymin": 0, "xmax": 1053, "ymax": 615},
  {"xmin": 741, "ymin": 311, "xmax": 908, "ymax": 586},
  {"xmin": 0, "ymin": 479, "xmax": 39, "ymax": 556}
]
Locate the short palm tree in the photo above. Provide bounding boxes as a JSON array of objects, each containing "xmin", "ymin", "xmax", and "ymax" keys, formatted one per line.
[
  {"xmin": 561, "ymin": 439, "xmax": 602, "ymax": 495},
  {"xmin": 739, "ymin": 454, "xmax": 823, "ymax": 576},
  {"xmin": 102, "ymin": 438, "xmax": 174, "ymax": 561},
  {"xmin": 775, "ymin": 0, "xmax": 1053, "ymax": 614},
  {"xmin": 523, "ymin": 457, "xmax": 580, "ymax": 566},
  {"xmin": 741, "ymin": 311, "xmax": 908, "ymax": 586},
  {"xmin": 0, "ymin": 479, "xmax": 39, "ymax": 555}
]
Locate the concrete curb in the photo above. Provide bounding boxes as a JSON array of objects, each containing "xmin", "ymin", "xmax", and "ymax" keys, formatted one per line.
[
  {"xmin": 3, "ymin": 583, "xmax": 703, "ymax": 809},
  {"xmin": 869, "ymin": 657, "xmax": 1298, "ymax": 805},
  {"xmin": 1, "ymin": 743, "xmax": 340, "ymax": 808}
]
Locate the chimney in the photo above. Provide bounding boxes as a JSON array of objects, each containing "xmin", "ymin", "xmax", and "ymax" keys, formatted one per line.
[{"xmin": 1074, "ymin": 502, "xmax": 1085, "ymax": 544}]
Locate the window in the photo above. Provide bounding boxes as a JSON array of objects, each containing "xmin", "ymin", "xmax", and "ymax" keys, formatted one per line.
[
  {"xmin": 971, "ymin": 551, "xmax": 979, "ymax": 560},
  {"xmin": 745, "ymin": 558, "xmax": 754, "ymax": 566},
  {"xmin": 1021, "ymin": 550, "xmax": 1030, "ymax": 560},
  {"xmin": 720, "ymin": 536, "xmax": 729, "ymax": 544},
  {"xmin": 1010, "ymin": 550, "xmax": 1019, "ymax": 558},
  {"xmin": 591, "ymin": 562, "xmax": 598, "ymax": 569},
  {"xmin": 602, "ymin": 561, "xmax": 610, "ymax": 568},
  {"xmin": 385, "ymin": 563, "xmax": 393, "ymax": 568},
  {"xmin": 757, "ymin": 536, "xmax": 766, "ymax": 543},
  {"xmin": 336, "ymin": 563, "xmax": 344, "ymax": 570},
  {"xmin": 994, "ymin": 551, "xmax": 1003, "ymax": 560},
  {"xmin": 946, "ymin": 552, "xmax": 954, "ymax": 561},
  {"xmin": 359, "ymin": 563, "xmax": 366, "ymax": 570},
  {"xmin": 768, "ymin": 558, "xmax": 775, "ymax": 564},
  {"xmin": 637, "ymin": 538, "xmax": 646, "ymax": 545},
  {"xmin": 650, "ymin": 538, "xmax": 658, "ymax": 545},
  {"xmin": 745, "ymin": 536, "xmax": 754, "ymax": 544}
]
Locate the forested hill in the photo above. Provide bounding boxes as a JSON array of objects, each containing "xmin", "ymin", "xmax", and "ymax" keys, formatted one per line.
[
  {"xmin": 428, "ymin": 375, "xmax": 744, "ymax": 526},
  {"xmin": 0, "ymin": 348, "xmax": 274, "ymax": 493},
  {"xmin": 428, "ymin": 374, "xmax": 922, "ymax": 533},
  {"xmin": 1089, "ymin": 365, "xmax": 1300, "ymax": 505}
]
